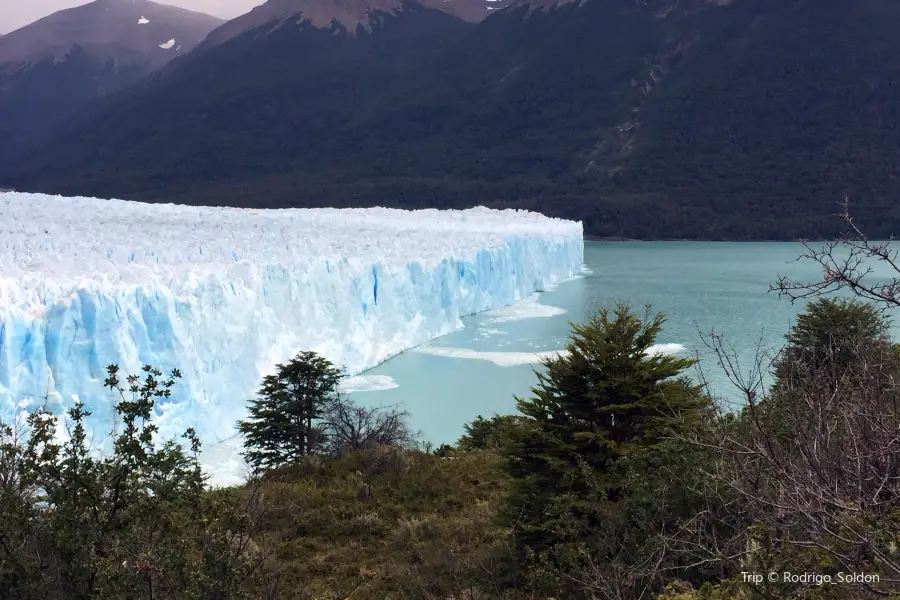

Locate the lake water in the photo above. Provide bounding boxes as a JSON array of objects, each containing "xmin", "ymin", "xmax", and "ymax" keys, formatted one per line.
[
  {"xmin": 344, "ymin": 241, "xmax": 833, "ymax": 447},
  {"xmin": 204, "ymin": 240, "xmax": 888, "ymax": 485}
]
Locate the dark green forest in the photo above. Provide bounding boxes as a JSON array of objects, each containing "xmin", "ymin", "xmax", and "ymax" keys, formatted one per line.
[
  {"xmin": 4, "ymin": 0, "xmax": 900, "ymax": 239},
  {"xmin": 0, "ymin": 48, "xmax": 148, "ymax": 167}
]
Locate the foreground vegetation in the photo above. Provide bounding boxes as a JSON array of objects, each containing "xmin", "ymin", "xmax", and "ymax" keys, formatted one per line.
[{"xmin": 3, "ymin": 220, "xmax": 900, "ymax": 599}]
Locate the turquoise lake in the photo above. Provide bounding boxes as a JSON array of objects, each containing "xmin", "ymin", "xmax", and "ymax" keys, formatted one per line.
[{"xmin": 345, "ymin": 240, "xmax": 867, "ymax": 446}]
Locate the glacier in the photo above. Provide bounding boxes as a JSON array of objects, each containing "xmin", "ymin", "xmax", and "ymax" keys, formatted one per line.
[{"xmin": 0, "ymin": 192, "xmax": 583, "ymax": 443}]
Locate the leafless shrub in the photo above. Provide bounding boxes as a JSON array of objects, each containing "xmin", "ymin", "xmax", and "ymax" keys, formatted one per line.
[
  {"xmin": 321, "ymin": 395, "xmax": 419, "ymax": 456},
  {"xmin": 692, "ymin": 328, "xmax": 900, "ymax": 594},
  {"xmin": 772, "ymin": 195, "xmax": 900, "ymax": 310}
]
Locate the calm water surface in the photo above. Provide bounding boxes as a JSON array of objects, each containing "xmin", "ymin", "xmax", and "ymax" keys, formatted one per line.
[{"xmin": 347, "ymin": 241, "xmax": 868, "ymax": 446}]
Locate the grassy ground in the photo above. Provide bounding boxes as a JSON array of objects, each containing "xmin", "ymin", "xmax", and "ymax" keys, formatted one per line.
[{"xmin": 224, "ymin": 446, "xmax": 520, "ymax": 600}]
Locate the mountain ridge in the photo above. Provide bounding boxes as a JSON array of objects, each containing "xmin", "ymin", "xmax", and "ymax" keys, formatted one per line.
[
  {"xmin": 0, "ymin": 0, "xmax": 223, "ymax": 68},
  {"xmin": 0, "ymin": 0, "xmax": 223, "ymax": 168},
  {"xmin": 5, "ymin": 0, "xmax": 900, "ymax": 240},
  {"xmin": 202, "ymin": 0, "xmax": 504, "ymax": 46}
]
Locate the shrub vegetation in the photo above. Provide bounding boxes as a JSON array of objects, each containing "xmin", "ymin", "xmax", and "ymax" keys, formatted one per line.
[{"xmin": 3, "ymin": 255, "xmax": 900, "ymax": 598}]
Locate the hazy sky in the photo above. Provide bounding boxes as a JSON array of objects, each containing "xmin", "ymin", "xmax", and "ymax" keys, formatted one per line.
[{"xmin": 0, "ymin": 0, "xmax": 265, "ymax": 34}]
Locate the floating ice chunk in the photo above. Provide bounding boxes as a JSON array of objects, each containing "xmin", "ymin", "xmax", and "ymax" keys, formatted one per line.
[
  {"xmin": 159, "ymin": 39, "xmax": 175, "ymax": 49},
  {"xmin": 646, "ymin": 343, "xmax": 687, "ymax": 357},
  {"xmin": 415, "ymin": 342, "xmax": 685, "ymax": 366},
  {"xmin": 483, "ymin": 294, "xmax": 566, "ymax": 323},
  {"xmin": 412, "ymin": 346, "xmax": 568, "ymax": 366},
  {"xmin": 475, "ymin": 327, "xmax": 507, "ymax": 338},
  {"xmin": 138, "ymin": 16, "xmax": 149, "ymax": 24},
  {"xmin": 339, "ymin": 374, "xmax": 399, "ymax": 393}
]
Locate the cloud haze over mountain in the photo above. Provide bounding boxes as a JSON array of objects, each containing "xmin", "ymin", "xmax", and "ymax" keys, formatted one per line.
[{"xmin": 0, "ymin": 0, "xmax": 263, "ymax": 33}]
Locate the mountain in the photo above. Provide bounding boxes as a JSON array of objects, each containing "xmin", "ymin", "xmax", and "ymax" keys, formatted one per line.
[
  {"xmin": 0, "ymin": 0, "xmax": 223, "ymax": 165},
  {"xmin": 0, "ymin": 0, "xmax": 224, "ymax": 67},
  {"xmin": 203, "ymin": 0, "xmax": 503, "ymax": 46},
  {"xmin": 5, "ymin": 0, "xmax": 900, "ymax": 240}
]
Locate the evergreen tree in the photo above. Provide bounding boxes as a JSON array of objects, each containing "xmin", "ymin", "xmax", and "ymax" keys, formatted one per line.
[
  {"xmin": 456, "ymin": 414, "xmax": 527, "ymax": 451},
  {"xmin": 238, "ymin": 351, "xmax": 342, "ymax": 473},
  {"xmin": 760, "ymin": 298, "xmax": 897, "ymax": 442},
  {"xmin": 773, "ymin": 297, "xmax": 890, "ymax": 384},
  {"xmin": 506, "ymin": 304, "xmax": 709, "ymax": 550}
]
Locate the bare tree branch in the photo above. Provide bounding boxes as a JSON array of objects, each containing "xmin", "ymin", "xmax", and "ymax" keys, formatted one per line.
[
  {"xmin": 321, "ymin": 395, "xmax": 419, "ymax": 456},
  {"xmin": 772, "ymin": 195, "xmax": 900, "ymax": 310}
]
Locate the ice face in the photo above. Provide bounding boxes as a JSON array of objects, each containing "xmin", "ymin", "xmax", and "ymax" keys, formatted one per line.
[{"xmin": 0, "ymin": 192, "xmax": 583, "ymax": 443}]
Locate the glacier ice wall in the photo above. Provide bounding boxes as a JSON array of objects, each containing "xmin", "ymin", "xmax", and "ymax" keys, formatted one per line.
[{"xmin": 0, "ymin": 192, "xmax": 583, "ymax": 441}]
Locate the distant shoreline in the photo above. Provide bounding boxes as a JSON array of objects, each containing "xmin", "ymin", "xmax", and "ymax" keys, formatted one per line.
[{"xmin": 582, "ymin": 234, "xmax": 811, "ymax": 243}]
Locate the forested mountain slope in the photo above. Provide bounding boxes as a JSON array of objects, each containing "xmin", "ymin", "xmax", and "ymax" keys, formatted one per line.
[
  {"xmin": 0, "ymin": 0, "xmax": 223, "ymax": 167},
  {"xmin": 4, "ymin": 0, "xmax": 899, "ymax": 239}
]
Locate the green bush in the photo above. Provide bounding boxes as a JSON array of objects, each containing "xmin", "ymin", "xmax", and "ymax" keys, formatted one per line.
[{"xmin": 0, "ymin": 365, "xmax": 274, "ymax": 600}]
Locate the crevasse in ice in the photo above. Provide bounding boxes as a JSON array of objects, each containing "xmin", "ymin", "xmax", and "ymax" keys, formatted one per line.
[{"xmin": 0, "ymin": 192, "xmax": 583, "ymax": 441}]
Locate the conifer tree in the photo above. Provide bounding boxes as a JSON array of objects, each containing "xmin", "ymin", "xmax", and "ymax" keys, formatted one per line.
[
  {"xmin": 757, "ymin": 297, "xmax": 899, "ymax": 447},
  {"xmin": 238, "ymin": 351, "xmax": 342, "ymax": 473},
  {"xmin": 506, "ymin": 303, "xmax": 708, "ymax": 549},
  {"xmin": 773, "ymin": 297, "xmax": 889, "ymax": 387}
]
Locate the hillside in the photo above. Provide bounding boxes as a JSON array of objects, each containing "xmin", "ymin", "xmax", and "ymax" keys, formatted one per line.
[
  {"xmin": 0, "ymin": 0, "xmax": 223, "ymax": 166},
  {"xmin": 4, "ymin": 0, "xmax": 900, "ymax": 239},
  {"xmin": 232, "ymin": 447, "xmax": 515, "ymax": 599}
]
